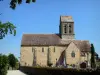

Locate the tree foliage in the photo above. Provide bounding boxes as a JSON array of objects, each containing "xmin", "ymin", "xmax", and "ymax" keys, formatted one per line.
[
  {"xmin": 91, "ymin": 43, "xmax": 96, "ymax": 68},
  {"xmin": 0, "ymin": 53, "xmax": 19, "ymax": 74},
  {"xmin": 15, "ymin": 62, "xmax": 19, "ymax": 70},
  {"xmin": 0, "ymin": 0, "xmax": 36, "ymax": 9},
  {"xmin": 0, "ymin": 0, "xmax": 36, "ymax": 39},
  {"xmin": 0, "ymin": 54, "xmax": 8, "ymax": 75},
  {"xmin": 0, "ymin": 21, "xmax": 16, "ymax": 39},
  {"xmin": 8, "ymin": 54, "xmax": 16, "ymax": 69},
  {"xmin": 8, "ymin": 0, "xmax": 36, "ymax": 9}
]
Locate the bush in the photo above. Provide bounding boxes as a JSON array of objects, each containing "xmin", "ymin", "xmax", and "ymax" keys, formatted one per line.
[
  {"xmin": 8, "ymin": 54, "xmax": 16, "ymax": 70},
  {"xmin": 15, "ymin": 62, "xmax": 19, "ymax": 70},
  {"xmin": 0, "ymin": 54, "xmax": 8, "ymax": 75},
  {"xmin": 0, "ymin": 66, "xmax": 8, "ymax": 75}
]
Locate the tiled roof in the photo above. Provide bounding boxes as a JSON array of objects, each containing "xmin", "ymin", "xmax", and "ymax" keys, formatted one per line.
[
  {"xmin": 21, "ymin": 34, "xmax": 61, "ymax": 46},
  {"xmin": 60, "ymin": 39, "xmax": 91, "ymax": 52},
  {"xmin": 73, "ymin": 40, "xmax": 91, "ymax": 52},
  {"xmin": 21, "ymin": 34, "xmax": 91, "ymax": 52}
]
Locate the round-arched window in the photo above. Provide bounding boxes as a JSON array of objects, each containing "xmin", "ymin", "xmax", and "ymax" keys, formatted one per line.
[
  {"xmin": 69, "ymin": 24, "xmax": 72, "ymax": 33},
  {"xmin": 71, "ymin": 51, "xmax": 75, "ymax": 57}
]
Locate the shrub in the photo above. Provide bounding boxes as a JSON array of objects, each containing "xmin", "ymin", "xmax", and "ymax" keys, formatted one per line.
[
  {"xmin": 0, "ymin": 54, "xmax": 8, "ymax": 75},
  {"xmin": 0, "ymin": 66, "xmax": 8, "ymax": 75}
]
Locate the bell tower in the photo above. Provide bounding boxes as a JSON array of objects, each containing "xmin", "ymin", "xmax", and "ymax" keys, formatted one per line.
[{"xmin": 59, "ymin": 16, "xmax": 75, "ymax": 40}]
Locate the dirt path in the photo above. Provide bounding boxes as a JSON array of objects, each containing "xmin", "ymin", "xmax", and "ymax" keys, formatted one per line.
[{"xmin": 7, "ymin": 70, "xmax": 27, "ymax": 75}]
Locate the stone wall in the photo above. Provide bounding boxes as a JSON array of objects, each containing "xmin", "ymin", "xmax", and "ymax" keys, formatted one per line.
[
  {"xmin": 20, "ymin": 44, "xmax": 91, "ymax": 67},
  {"xmin": 66, "ymin": 42, "xmax": 80, "ymax": 66},
  {"xmin": 20, "ymin": 47, "xmax": 33, "ymax": 66},
  {"xmin": 20, "ymin": 46, "xmax": 66, "ymax": 67}
]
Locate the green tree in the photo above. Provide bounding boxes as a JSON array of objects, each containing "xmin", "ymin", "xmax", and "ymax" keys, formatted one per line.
[
  {"xmin": 0, "ymin": 0, "xmax": 36, "ymax": 10},
  {"xmin": 0, "ymin": 0, "xmax": 36, "ymax": 39},
  {"xmin": 91, "ymin": 43, "xmax": 96, "ymax": 68},
  {"xmin": 0, "ymin": 21, "xmax": 16, "ymax": 39},
  {"xmin": 15, "ymin": 57, "xmax": 19, "ymax": 69},
  {"xmin": 0, "ymin": 54, "xmax": 8, "ymax": 75},
  {"xmin": 15, "ymin": 62, "xmax": 19, "ymax": 70},
  {"xmin": 15, "ymin": 57, "xmax": 18, "ymax": 62},
  {"xmin": 8, "ymin": 54, "xmax": 16, "ymax": 70}
]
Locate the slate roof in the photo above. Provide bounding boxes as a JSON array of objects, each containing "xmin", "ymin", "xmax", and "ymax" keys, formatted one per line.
[{"xmin": 21, "ymin": 34, "xmax": 91, "ymax": 52}]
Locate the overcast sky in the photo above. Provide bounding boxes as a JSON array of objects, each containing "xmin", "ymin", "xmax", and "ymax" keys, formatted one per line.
[{"xmin": 0, "ymin": 0, "xmax": 100, "ymax": 59}]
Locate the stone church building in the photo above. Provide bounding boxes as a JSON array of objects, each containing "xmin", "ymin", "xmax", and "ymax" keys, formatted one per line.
[{"xmin": 20, "ymin": 16, "xmax": 91, "ymax": 68}]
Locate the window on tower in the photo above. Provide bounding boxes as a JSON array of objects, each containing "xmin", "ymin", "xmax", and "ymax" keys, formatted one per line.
[
  {"xmin": 64, "ymin": 25, "xmax": 67, "ymax": 33},
  {"xmin": 69, "ymin": 24, "xmax": 72, "ymax": 33}
]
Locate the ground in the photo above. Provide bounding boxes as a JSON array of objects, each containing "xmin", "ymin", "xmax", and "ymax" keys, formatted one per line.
[{"xmin": 7, "ymin": 70, "xmax": 27, "ymax": 75}]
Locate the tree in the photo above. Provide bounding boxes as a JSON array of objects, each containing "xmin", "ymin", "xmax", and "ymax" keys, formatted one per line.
[
  {"xmin": 15, "ymin": 57, "xmax": 19, "ymax": 70},
  {"xmin": 8, "ymin": 54, "xmax": 16, "ymax": 70},
  {"xmin": 15, "ymin": 57, "xmax": 18, "ymax": 62},
  {"xmin": 91, "ymin": 43, "xmax": 96, "ymax": 68},
  {"xmin": 0, "ymin": 54, "xmax": 8, "ymax": 75},
  {"xmin": 0, "ymin": 21, "xmax": 16, "ymax": 39},
  {"xmin": 0, "ymin": 0, "xmax": 36, "ymax": 10},
  {"xmin": 0, "ymin": 0, "xmax": 36, "ymax": 39}
]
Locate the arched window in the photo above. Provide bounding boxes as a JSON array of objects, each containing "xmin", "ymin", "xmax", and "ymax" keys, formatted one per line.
[
  {"xmin": 64, "ymin": 25, "xmax": 66, "ymax": 33},
  {"xmin": 54, "ymin": 47, "xmax": 55, "ymax": 52},
  {"xmin": 25, "ymin": 62, "xmax": 27, "ymax": 66},
  {"xmin": 71, "ymin": 51, "xmax": 75, "ymax": 57},
  {"xmin": 42, "ymin": 47, "xmax": 44, "ymax": 52},
  {"xmin": 69, "ymin": 24, "xmax": 72, "ymax": 33}
]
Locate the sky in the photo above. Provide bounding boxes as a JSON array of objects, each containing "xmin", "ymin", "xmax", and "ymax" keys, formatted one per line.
[{"xmin": 0, "ymin": 0, "xmax": 100, "ymax": 59}]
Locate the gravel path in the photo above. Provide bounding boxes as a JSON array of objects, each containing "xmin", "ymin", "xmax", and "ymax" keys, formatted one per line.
[{"xmin": 7, "ymin": 70, "xmax": 27, "ymax": 75}]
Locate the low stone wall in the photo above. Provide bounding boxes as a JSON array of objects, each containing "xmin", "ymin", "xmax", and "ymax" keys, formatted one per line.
[{"xmin": 20, "ymin": 66, "xmax": 100, "ymax": 75}]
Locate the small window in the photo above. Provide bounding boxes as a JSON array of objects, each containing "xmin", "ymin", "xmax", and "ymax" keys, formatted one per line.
[
  {"xmin": 25, "ymin": 62, "xmax": 27, "ymax": 66},
  {"xmin": 42, "ymin": 47, "xmax": 44, "ymax": 52},
  {"xmin": 71, "ymin": 51, "xmax": 75, "ymax": 57},
  {"xmin": 69, "ymin": 24, "xmax": 71, "ymax": 28},
  {"xmin": 64, "ymin": 25, "xmax": 67, "ymax": 33},
  {"xmin": 69, "ymin": 24, "xmax": 72, "ymax": 33},
  {"xmin": 54, "ymin": 47, "xmax": 55, "ymax": 52}
]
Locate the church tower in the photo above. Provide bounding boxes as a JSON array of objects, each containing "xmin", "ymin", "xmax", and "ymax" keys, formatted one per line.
[{"xmin": 59, "ymin": 16, "xmax": 75, "ymax": 40}]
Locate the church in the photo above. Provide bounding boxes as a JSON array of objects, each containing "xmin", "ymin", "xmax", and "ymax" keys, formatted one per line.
[{"xmin": 20, "ymin": 16, "xmax": 91, "ymax": 68}]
